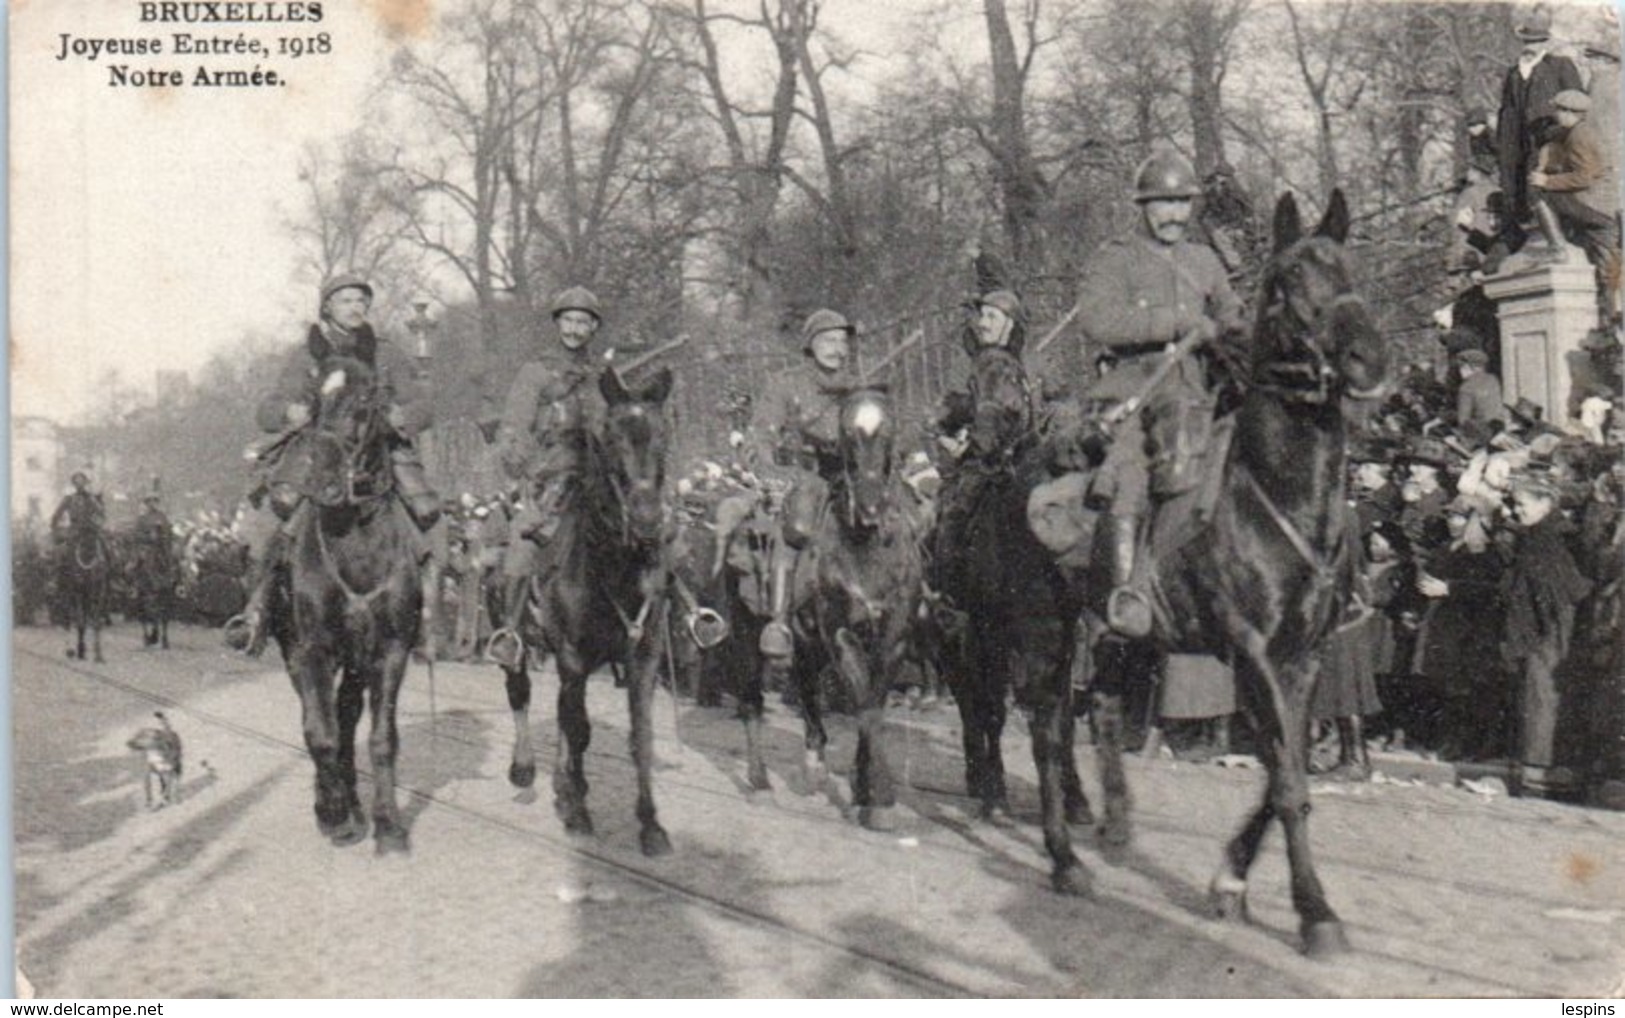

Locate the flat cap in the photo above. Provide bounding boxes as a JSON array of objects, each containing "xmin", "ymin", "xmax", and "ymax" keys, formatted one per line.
[{"xmin": 1551, "ymin": 90, "xmax": 1591, "ymax": 113}]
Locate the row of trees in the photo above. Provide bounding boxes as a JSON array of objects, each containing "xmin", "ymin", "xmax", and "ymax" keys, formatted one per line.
[{"xmin": 79, "ymin": 0, "xmax": 1621, "ymax": 504}]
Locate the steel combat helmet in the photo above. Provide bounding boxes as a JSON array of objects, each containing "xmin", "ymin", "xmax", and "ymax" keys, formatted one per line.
[
  {"xmin": 550, "ymin": 286, "xmax": 603, "ymax": 323},
  {"xmin": 1132, "ymin": 150, "xmax": 1201, "ymax": 202}
]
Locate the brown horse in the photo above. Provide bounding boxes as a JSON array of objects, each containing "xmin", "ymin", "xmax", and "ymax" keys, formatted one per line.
[
  {"xmin": 759, "ymin": 388, "xmax": 923, "ymax": 830},
  {"xmin": 934, "ymin": 345, "xmax": 1100, "ymax": 886},
  {"xmin": 1083, "ymin": 191, "xmax": 1389, "ymax": 955},
  {"xmin": 501, "ymin": 368, "xmax": 676, "ymax": 857},
  {"xmin": 57, "ymin": 526, "xmax": 109, "ymax": 663},
  {"xmin": 269, "ymin": 356, "xmax": 422, "ymax": 853}
]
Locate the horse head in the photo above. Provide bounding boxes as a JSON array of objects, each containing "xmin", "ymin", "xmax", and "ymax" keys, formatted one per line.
[
  {"xmin": 968, "ymin": 346, "xmax": 1033, "ymax": 458},
  {"xmin": 309, "ymin": 355, "xmax": 392, "ymax": 508},
  {"xmin": 1255, "ymin": 190, "xmax": 1389, "ymax": 403},
  {"xmin": 598, "ymin": 366, "xmax": 674, "ymax": 548},
  {"xmin": 830, "ymin": 388, "xmax": 896, "ymax": 537}
]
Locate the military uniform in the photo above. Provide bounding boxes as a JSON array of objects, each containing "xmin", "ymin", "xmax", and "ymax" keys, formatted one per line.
[
  {"xmin": 749, "ymin": 308, "xmax": 862, "ymax": 655},
  {"xmin": 1066, "ymin": 150, "xmax": 1246, "ymax": 637},
  {"xmin": 485, "ymin": 286, "xmax": 608, "ymax": 664},
  {"xmin": 494, "ymin": 346, "xmax": 605, "ymax": 585},
  {"xmin": 225, "ymin": 275, "xmax": 439, "ymax": 655}
]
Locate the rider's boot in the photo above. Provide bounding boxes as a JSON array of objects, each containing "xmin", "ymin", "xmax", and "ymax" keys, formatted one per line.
[
  {"xmin": 223, "ymin": 500, "xmax": 307, "ymax": 656},
  {"xmin": 758, "ymin": 546, "xmax": 796, "ymax": 660},
  {"xmin": 392, "ymin": 445, "xmax": 442, "ymax": 531},
  {"xmin": 1104, "ymin": 514, "xmax": 1153, "ymax": 639}
]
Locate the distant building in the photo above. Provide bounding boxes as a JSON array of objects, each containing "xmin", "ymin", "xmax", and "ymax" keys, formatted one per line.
[{"xmin": 11, "ymin": 417, "xmax": 62, "ymax": 523}]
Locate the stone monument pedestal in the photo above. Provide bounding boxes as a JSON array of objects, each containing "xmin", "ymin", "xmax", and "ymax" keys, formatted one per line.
[{"xmin": 1482, "ymin": 259, "xmax": 1598, "ymax": 423}]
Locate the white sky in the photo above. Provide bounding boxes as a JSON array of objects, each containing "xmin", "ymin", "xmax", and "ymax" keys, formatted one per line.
[
  {"xmin": 8, "ymin": 0, "xmax": 1617, "ymax": 424},
  {"xmin": 7, "ymin": 0, "xmax": 930, "ymax": 423}
]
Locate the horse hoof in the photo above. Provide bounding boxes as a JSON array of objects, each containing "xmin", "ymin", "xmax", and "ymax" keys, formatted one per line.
[
  {"xmin": 327, "ymin": 818, "xmax": 368, "ymax": 847},
  {"xmin": 558, "ymin": 803, "xmax": 594, "ymax": 836},
  {"xmin": 94, "ymin": 653, "xmax": 104, "ymax": 664},
  {"xmin": 640, "ymin": 826, "xmax": 673, "ymax": 857},
  {"xmin": 982, "ymin": 802, "xmax": 1016, "ymax": 828},
  {"xmin": 1052, "ymin": 863, "xmax": 1093, "ymax": 897},
  {"xmin": 747, "ymin": 764, "xmax": 772, "ymax": 793},
  {"xmin": 1098, "ymin": 813, "xmax": 1133, "ymax": 849},
  {"xmin": 1065, "ymin": 800, "xmax": 1096, "ymax": 827},
  {"xmin": 1211, "ymin": 888, "xmax": 1251, "ymax": 924},
  {"xmin": 859, "ymin": 806, "xmax": 900, "ymax": 832},
  {"xmin": 509, "ymin": 762, "xmax": 537, "ymax": 788},
  {"xmin": 1302, "ymin": 920, "xmax": 1351, "ymax": 958},
  {"xmin": 802, "ymin": 759, "xmax": 828, "ymax": 796},
  {"xmin": 375, "ymin": 830, "xmax": 411, "ymax": 856}
]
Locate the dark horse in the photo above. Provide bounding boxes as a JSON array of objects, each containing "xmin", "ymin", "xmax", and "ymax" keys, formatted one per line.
[
  {"xmin": 935, "ymin": 346, "xmax": 1107, "ymax": 891},
  {"xmin": 501, "ymin": 368, "xmax": 676, "ymax": 857},
  {"xmin": 1084, "ymin": 191, "xmax": 1388, "ymax": 954},
  {"xmin": 57, "ymin": 525, "xmax": 109, "ymax": 663},
  {"xmin": 743, "ymin": 388, "xmax": 923, "ymax": 830},
  {"xmin": 268, "ymin": 356, "xmax": 422, "ymax": 852},
  {"xmin": 132, "ymin": 535, "xmax": 179, "ymax": 649}
]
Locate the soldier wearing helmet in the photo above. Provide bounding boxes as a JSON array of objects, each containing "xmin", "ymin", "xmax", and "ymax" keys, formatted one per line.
[
  {"xmin": 485, "ymin": 285, "xmax": 609, "ymax": 668},
  {"xmin": 50, "ymin": 470, "xmax": 108, "ymax": 558},
  {"xmin": 1071, "ymin": 148, "xmax": 1246, "ymax": 637},
  {"xmin": 747, "ymin": 307, "xmax": 863, "ymax": 656},
  {"xmin": 224, "ymin": 273, "xmax": 440, "ymax": 655},
  {"xmin": 928, "ymin": 288, "xmax": 1036, "ymax": 596}
]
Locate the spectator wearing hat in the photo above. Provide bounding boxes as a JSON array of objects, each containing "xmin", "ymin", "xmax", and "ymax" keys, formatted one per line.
[
  {"xmin": 1452, "ymin": 156, "xmax": 1509, "ymax": 277},
  {"xmin": 1501, "ymin": 472, "xmax": 1592, "ymax": 797},
  {"xmin": 1350, "ymin": 439, "xmax": 1403, "ymax": 533},
  {"xmin": 1309, "ymin": 502, "xmax": 1386, "ymax": 782},
  {"xmin": 1495, "ymin": 3, "xmax": 1584, "ymax": 245},
  {"xmin": 1455, "ymin": 348, "xmax": 1504, "ymax": 434},
  {"xmin": 1398, "ymin": 438, "xmax": 1454, "ymax": 557},
  {"xmin": 1529, "ymin": 89, "xmax": 1622, "ymax": 322},
  {"xmin": 1580, "ymin": 325, "xmax": 1622, "ymax": 400},
  {"xmin": 1417, "ymin": 495, "xmax": 1509, "ymax": 760}
]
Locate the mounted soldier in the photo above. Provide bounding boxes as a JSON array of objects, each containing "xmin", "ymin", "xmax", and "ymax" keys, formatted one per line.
[
  {"xmin": 51, "ymin": 471, "xmax": 108, "ymax": 563},
  {"xmin": 224, "ymin": 273, "xmax": 440, "ymax": 655},
  {"xmin": 750, "ymin": 308, "xmax": 864, "ymax": 659},
  {"xmin": 932, "ymin": 289, "xmax": 1032, "ymax": 597},
  {"xmin": 135, "ymin": 492, "xmax": 173, "ymax": 554},
  {"xmin": 486, "ymin": 285, "xmax": 607, "ymax": 669},
  {"xmin": 1072, "ymin": 149, "xmax": 1248, "ymax": 637}
]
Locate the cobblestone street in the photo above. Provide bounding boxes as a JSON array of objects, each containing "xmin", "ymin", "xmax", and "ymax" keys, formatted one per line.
[{"xmin": 13, "ymin": 624, "xmax": 1625, "ymax": 997}]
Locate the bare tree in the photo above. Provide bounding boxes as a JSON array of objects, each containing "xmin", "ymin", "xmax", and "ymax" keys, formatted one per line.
[{"xmin": 1171, "ymin": 0, "xmax": 1253, "ymax": 176}]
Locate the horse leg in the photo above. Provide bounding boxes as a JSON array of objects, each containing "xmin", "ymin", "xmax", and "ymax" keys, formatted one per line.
[
  {"xmin": 1026, "ymin": 677, "xmax": 1088, "ymax": 896},
  {"xmin": 90, "ymin": 598, "xmax": 103, "ymax": 664},
  {"xmin": 953, "ymin": 674, "xmax": 986, "ymax": 807},
  {"xmin": 1274, "ymin": 662, "xmax": 1346, "ymax": 955},
  {"xmin": 837, "ymin": 629, "xmax": 896, "ymax": 831},
  {"xmin": 627, "ymin": 636, "xmax": 672, "ymax": 857},
  {"xmin": 504, "ymin": 663, "xmax": 537, "ymax": 788},
  {"xmin": 1059, "ymin": 689, "xmax": 1094, "ymax": 827},
  {"xmin": 335, "ymin": 669, "xmax": 369, "ymax": 837},
  {"xmin": 1212, "ymin": 648, "xmax": 1346, "ymax": 955},
  {"xmin": 367, "ymin": 644, "xmax": 411, "ymax": 854},
  {"xmin": 292, "ymin": 645, "xmax": 358, "ymax": 844},
  {"xmin": 795, "ymin": 652, "xmax": 829, "ymax": 795},
  {"xmin": 741, "ymin": 652, "xmax": 777, "ymax": 793},
  {"xmin": 552, "ymin": 657, "xmax": 593, "ymax": 836},
  {"xmin": 1089, "ymin": 656, "xmax": 1134, "ymax": 851}
]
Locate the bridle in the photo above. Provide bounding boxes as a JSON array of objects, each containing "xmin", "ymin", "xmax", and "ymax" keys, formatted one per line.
[
  {"xmin": 311, "ymin": 369, "xmax": 396, "ymax": 509},
  {"xmin": 1252, "ymin": 286, "xmax": 1368, "ymax": 406}
]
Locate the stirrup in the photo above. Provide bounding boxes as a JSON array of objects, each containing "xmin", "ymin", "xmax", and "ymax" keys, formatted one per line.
[
  {"xmin": 222, "ymin": 613, "xmax": 267, "ymax": 657},
  {"xmin": 487, "ymin": 628, "xmax": 525, "ymax": 671},
  {"xmin": 1106, "ymin": 587, "xmax": 1153, "ymax": 639}
]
